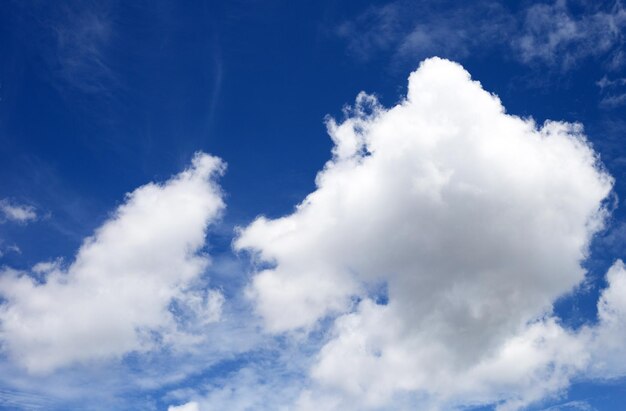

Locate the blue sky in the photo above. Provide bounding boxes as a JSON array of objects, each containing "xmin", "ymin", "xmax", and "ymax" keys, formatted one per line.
[{"xmin": 2, "ymin": 1, "xmax": 626, "ymax": 410}]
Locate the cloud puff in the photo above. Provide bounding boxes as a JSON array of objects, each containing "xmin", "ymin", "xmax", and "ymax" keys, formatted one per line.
[
  {"xmin": 236, "ymin": 58, "xmax": 614, "ymax": 409},
  {"xmin": 0, "ymin": 200, "xmax": 37, "ymax": 223},
  {"xmin": 0, "ymin": 153, "xmax": 225, "ymax": 374}
]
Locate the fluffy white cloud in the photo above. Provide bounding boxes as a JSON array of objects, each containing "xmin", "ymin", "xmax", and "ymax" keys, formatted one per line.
[
  {"xmin": 235, "ymin": 58, "xmax": 614, "ymax": 409},
  {"xmin": 0, "ymin": 200, "xmax": 37, "ymax": 223},
  {"xmin": 0, "ymin": 153, "xmax": 225, "ymax": 374}
]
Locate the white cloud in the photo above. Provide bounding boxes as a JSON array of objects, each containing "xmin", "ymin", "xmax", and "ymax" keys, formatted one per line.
[
  {"xmin": 0, "ymin": 153, "xmax": 226, "ymax": 374},
  {"xmin": 235, "ymin": 58, "xmax": 614, "ymax": 409},
  {"xmin": 168, "ymin": 401, "xmax": 200, "ymax": 411},
  {"xmin": 0, "ymin": 200, "xmax": 37, "ymax": 223}
]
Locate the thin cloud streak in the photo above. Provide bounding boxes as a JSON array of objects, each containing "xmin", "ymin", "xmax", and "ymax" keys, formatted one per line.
[{"xmin": 336, "ymin": 0, "xmax": 626, "ymax": 71}]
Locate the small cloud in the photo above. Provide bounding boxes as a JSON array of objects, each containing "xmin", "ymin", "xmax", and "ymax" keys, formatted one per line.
[
  {"xmin": 5, "ymin": 245, "xmax": 21, "ymax": 255},
  {"xmin": 0, "ymin": 200, "xmax": 37, "ymax": 224},
  {"xmin": 168, "ymin": 401, "xmax": 200, "ymax": 411},
  {"xmin": 599, "ymin": 76, "xmax": 626, "ymax": 88},
  {"xmin": 0, "ymin": 244, "xmax": 21, "ymax": 258},
  {"xmin": 596, "ymin": 75, "xmax": 626, "ymax": 108}
]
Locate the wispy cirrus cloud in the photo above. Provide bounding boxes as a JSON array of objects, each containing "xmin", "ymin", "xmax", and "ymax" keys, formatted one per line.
[
  {"xmin": 336, "ymin": 0, "xmax": 626, "ymax": 71},
  {"xmin": 8, "ymin": 1, "xmax": 118, "ymax": 97},
  {"xmin": 515, "ymin": 0, "xmax": 626, "ymax": 69},
  {"xmin": 335, "ymin": 3, "xmax": 404, "ymax": 61},
  {"xmin": 336, "ymin": 1, "xmax": 513, "ymax": 63},
  {"xmin": 0, "ymin": 199, "xmax": 33, "ymax": 257},
  {"xmin": 596, "ymin": 74, "xmax": 626, "ymax": 108},
  {"xmin": 48, "ymin": 2, "xmax": 117, "ymax": 95},
  {"xmin": 0, "ymin": 387, "xmax": 51, "ymax": 411},
  {"xmin": 540, "ymin": 400, "xmax": 596, "ymax": 410}
]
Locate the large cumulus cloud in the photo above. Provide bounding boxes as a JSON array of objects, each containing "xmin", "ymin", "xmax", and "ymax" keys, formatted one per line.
[
  {"xmin": 0, "ymin": 153, "xmax": 226, "ymax": 373},
  {"xmin": 235, "ymin": 58, "xmax": 616, "ymax": 409}
]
